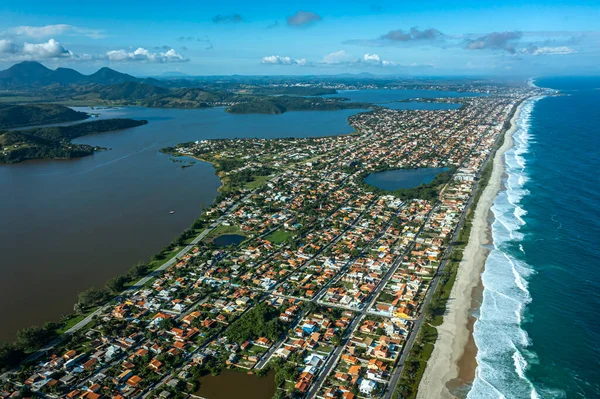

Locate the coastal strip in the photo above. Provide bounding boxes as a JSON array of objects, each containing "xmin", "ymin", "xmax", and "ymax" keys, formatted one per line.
[{"xmin": 417, "ymin": 101, "xmax": 525, "ymax": 399}]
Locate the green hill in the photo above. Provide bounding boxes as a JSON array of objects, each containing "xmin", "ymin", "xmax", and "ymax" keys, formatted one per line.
[
  {"xmin": 0, "ymin": 104, "xmax": 89, "ymax": 129},
  {"xmin": 0, "ymin": 118, "xmax": 148, "ymax": 164}
]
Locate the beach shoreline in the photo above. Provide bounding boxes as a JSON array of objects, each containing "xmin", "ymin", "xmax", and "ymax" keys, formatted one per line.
[{"xmin": 417, "ymin": 101, "xmax": 525, "ymax": 399}]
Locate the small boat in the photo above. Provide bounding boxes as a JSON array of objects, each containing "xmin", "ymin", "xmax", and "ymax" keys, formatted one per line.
[{"xmin": 169, "ymin": 210, "xmax": 175, "ymax": 214}]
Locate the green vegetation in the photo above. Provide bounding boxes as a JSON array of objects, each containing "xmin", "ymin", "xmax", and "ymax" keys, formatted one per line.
[
  {"xmin": 0, "ymin": 322, "xmax": 58, "ymax": 372},
  {"xmin": 227, "ymin": 166, "xmax": 275, "ymax": 190},
  {"xmin": 394, "ymin": 324, "xmax": 437, "ymax": 399},
  {"xmin": 264, "ymin": 229, "xmax": 294, "ymax": 244},
  {"xmin": 204, "ymin": 224, "xmax": 244, "ymax": 242},
  {"xmin": 225, "ymin": 303, "xmax": 285, "ymax": 344},
  {"xmin": 245, "ymin": 175, "xmax": 271, "ymax": 190},
  {"xmin": 0, "ymin": 118, "xmax": 147, "ymax": 163},
  {"xmin": 0, "ymin": 104, "xmax": 89, "ymax": 129},
  {"xmin": 18, "ymin": 118, "xmax": 147, "ymax": 141},
  {"xmin": 226, "ymin": 96, "xmax": 370, "ymax": 114}
]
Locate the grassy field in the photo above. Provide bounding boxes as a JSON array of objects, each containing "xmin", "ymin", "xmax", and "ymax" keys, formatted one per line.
[
  {"xmin": 244, "ymin": 175, "xmax": 271, "ymax": 190},
  {"xmin": 203, "ymin": 224, "xmax": 245, "ymax": 242},
  {"xmin": 264, "ymin": 229, "xmax": 294, "ymax": 244}
]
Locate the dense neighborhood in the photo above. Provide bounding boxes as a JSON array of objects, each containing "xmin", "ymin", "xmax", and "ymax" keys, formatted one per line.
[{"xmin": 0, "ymin": 86, "xmax": 538, "ymax": 399}]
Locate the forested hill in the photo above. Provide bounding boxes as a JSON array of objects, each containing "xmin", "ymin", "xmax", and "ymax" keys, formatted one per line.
[
  {"xmin": 0, "ymin": 104, "xmax": 89, "ymax": 129},
  {"xmin": 0, "ymin": 118, "xmax": 147, "ymax": 164},
  {"xmin": 226, "ymin": 96, "xmax": 371, "ymax": 114},
  {"xmin": 19, "ymin": 118, "xmax": 148, "ymax": 141}
]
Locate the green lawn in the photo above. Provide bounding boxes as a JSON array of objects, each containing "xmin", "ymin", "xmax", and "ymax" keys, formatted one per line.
[
  {"xmin": 264, "ymin": 229, "xmax": 294, "ymax": 244},
  {"xmin": 244, "ymin": 175, "xmax": 271, "ymax": 190},
  {"xmin": 56, "ymin": 313, "xmax": 89, "ymax": 334},
  {"xmin": 204, "ymin": 223, "xmax": 245, "ymax": 242}
]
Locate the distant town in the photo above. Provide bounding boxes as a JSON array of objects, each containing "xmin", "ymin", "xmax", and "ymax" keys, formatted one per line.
[{"xmin": 0, "ymin": 74, "xmax": 543, "ymax": 399}]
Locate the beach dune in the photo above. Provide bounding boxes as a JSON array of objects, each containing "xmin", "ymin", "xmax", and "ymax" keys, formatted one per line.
[{"xmin": 417, "ymin": 102, "xmax": 524, "ymax": 399}]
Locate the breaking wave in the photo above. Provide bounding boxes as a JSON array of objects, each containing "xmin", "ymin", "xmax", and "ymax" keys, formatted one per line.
[{"xmin": 468, "ymin": 99, "xmax": 546, "ymax": 399}]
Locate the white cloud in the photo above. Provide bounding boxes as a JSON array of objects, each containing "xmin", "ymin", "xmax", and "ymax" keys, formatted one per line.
[
  {"xmin": 322, "ymin": 50, "xmax": 355, "ymax": 64},
  {"xmin": 0, "ymin": 39, "xmax": 17, "ymax": 54},
  {"xmin": 530, "ymin": 46, "xmax": 576, "ymax": 55},
  {"xmin": 362, "ymin": 53, "xmax": 395, "ymax": 66},
  {"xmin": 22, "ymin": 38, "xmax": 72, "ymax": 58},
  {"xmin": 261, "ymin": 55, "xmax": 306, "ymax": 65},
  {"xmin": 11, "ymin": 25, "xmax": 72, "ymax": 38},
  {"xmin": 106, "ymin": 47, "xmax": 188, "ymax": 63},
  {"xmin": 8, "ymin": 24, "xmax": 105, "ymax": 39},
  {"xmin": 0, "ymin": 40, "xmax": 187, "ymax": 63},
  {"xmin": 320, "ymin": 51, "xmax": 395, "ymax": 67},
  {"xmin": 0, "ymin": 38, "xmax": 73, "ymax": 60},
  {"xmin": 362, "ymin": 53, "xmax": 381, "ymax": 63}
]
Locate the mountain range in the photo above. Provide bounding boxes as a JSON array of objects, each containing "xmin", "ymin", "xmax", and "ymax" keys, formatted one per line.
[{"xmin": 0, "ymin": 61, "xmax": 161, "ymax": 88}]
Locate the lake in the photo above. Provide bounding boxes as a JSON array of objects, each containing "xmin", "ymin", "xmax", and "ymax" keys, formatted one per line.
[
  {"xmin": 364, "ymin": 167, "xmax": 450, "ymax": 190},
  {"xmin": 213, "ymin": 234, "xmax": 246, "ymax": 247},
  {"xmin": 195, "ymin": 370, "xmax": 275, "ymax": 399},
  {"xmin": 325, "ymin": 89, "xmax": 486, "ymax": 110}
]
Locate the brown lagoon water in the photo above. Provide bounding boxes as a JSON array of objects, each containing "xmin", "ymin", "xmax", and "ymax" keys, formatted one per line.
[
  {"xmin": 195, "ymin": 370, "xmax": 275, "ymax": 399},
  {"xmin": 0, "ymin": 106, "xmax": 362, "ymax": 341}
]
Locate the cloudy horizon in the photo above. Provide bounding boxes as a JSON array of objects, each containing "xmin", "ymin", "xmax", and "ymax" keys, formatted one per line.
[{"xmin": 0, "ymin": 0, "xmax": 598, "ymax": 77}]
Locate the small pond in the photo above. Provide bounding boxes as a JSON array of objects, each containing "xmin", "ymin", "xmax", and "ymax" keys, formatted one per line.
[
  {"xmin": 212, "ymin": 234, "xmax": 246, "ymax": 247},
  {"xmin": 195, "ymin": 370, "xmax": 275, "ymax": 399},
  {"xmin": 365, "ymin": 167, "xmax": 450, "ymax": 190}
]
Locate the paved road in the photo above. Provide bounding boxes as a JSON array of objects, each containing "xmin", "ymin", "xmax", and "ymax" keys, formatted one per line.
[
  {"xmin": 380, "ymin": 109, "xmax": 515, "ymax": 399},
  {"xmin": 305, "ymin": 313, "xmax": 365, "ymax": 399}
]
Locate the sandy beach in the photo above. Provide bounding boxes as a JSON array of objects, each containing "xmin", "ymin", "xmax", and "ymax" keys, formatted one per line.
[{"xmin": 417, "ymin": 102, "xmax": 524, "ymax": 399}]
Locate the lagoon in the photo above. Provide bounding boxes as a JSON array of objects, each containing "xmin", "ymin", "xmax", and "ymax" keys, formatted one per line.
[
  {"xmin": 213, "ymin": 234, "xmax": 246, "ymax": 247},
  {"xmin": 365, "ymin": 167, "xmax": 450, "ymax": 190},
  {"xmin": 195, "ymin": 370, "xmax": 275, "ymax": 399},
  {"xmin": 325, "ymin": 89, "xmax": 486, "ymax": 110}
]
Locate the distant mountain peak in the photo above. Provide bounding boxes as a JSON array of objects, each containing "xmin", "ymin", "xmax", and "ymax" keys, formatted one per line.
[{"xmin": 0, "ymin": 62, "xmax": 141, "ymax": 88}]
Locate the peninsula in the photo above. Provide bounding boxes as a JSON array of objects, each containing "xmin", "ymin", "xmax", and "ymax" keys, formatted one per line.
[
  {"xmin": 0, "ymin": 118, "xmax": 148, "ymax": 163},
  {"xmin": 0, "ymin": 83, "xmax": 543, "ymax": 399}
]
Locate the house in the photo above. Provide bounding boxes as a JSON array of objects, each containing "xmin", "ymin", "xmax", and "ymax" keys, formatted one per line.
[
  {"xmin": 359, "ymin": 379, "xmax": 377, "ymax": 395},
  {"xmin": 126, "ymin": 375, "xmax": 142, "ymax": 387},
  {"xmin": 348, "ymin": 365, "xmax": 361, "ymax": 377},
  {"xmin": 255, "ymin": 337, "xmax": 271, "ymax": 347},
  {"xmin": 373, "ymin": 344, "xmax": 390, "ymax": 359},
  {"xmin": 304, "ymin": 353, "xmax": 324, "ymax": 368},
  {"xmin": 148, "ymin": 359, "xmax": 163, "ymax": 372},
  {"xmin": 116, "ymin": 369, "xmax": 133, "ymax": 382},
  {"xmin": 274, "ymin": 348, "xmax": 291, "ymax": 360}
]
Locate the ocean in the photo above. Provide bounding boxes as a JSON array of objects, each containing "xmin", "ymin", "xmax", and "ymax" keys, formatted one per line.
[{"xmin": 469, "ymin": 77, "xmax": 600, "ymax": 398}]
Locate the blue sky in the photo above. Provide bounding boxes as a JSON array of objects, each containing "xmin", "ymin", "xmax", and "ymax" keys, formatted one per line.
[{"xmin": 0, "ymin": 0, "xmax": 598, "ymax": 76}]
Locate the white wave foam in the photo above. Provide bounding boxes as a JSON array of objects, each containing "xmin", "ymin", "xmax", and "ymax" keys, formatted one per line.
[
  {"xmin": 513, "ymin": 348, "xmax": 528, "ymax": 379},
  {"xmin": 468, "ymin": 98, "xmax": 547, "ymax": 399}
]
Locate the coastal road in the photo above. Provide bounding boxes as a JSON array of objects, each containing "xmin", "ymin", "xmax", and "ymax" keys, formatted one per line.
[
  {"xmin": 381, "ymin": 102, "xmax": 520, "ymax": 399},
  {"xmin": 65, "ymin": 195, "xmax": 250, "ymax": 335}
]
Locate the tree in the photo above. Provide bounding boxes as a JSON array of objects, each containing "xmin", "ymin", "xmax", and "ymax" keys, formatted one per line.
[
  {"xmin": 331, "ymin": 333, "xmax": 342, "ymax": 346},
  {"xmin": 106, "ymin": 275, "xmax": 128, "ymax": 294},
  {"xmin": 76, "ymin": 287, "xmax": 109, "ymax": 310},
  {"xmin": 15, "ymin": 323, "xmax": 57, "ymax": 352},
  {"xmin": 0, "ymin": 343, "xmax": 25, "ymax": 371},
  {"xmin": 128, "ymin": 262, "xmax": 148, "ymax": 279}
]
